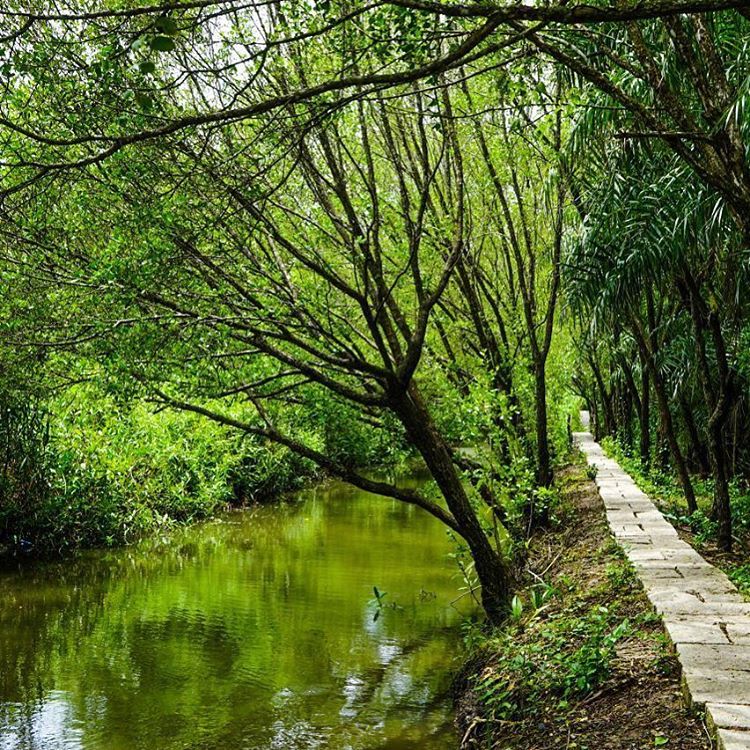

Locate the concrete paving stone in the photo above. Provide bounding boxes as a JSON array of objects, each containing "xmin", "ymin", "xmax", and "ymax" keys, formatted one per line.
[
  {"xmin": 606, "ymin": 511, "xmax": 640, "ymax": 523},
  {"xmin": 634, "ymin": 510, "xmax": 669, "ymax": 521},
  {"xmin": 625, "ymin": 548, "xmax": 668, "ymax": 561},
  {"xmin": 638, "ymin": 517, "xmax": 677, "ymax": 528},
  {"xmin": 605, "ymin": 504, "xmax": 645, "ymax": 514},
  {"xmin": 707, "ymin": 703, "xmax": 750, "ymax": 730},
  {"xmin": 664, "ymin": 619, "xmax": 731, "ymax": 645},
  {"xmin": 636, "ymin": 567, "xmax": 688, "ymax": 580},
  {"xmin": 677, "ymin": 644, "xmax": 750, "ymax": 675},
  {"xmin": 716, "ymin": 728, "xmax": 750, "ymax": 749},
  {"xmin": 634, "ymin": 560, "xmax": 713, "ymax": 572},
  {"xmin": 674, "ymin": 618, "xmax": 750, "ymax": 643},
  {"xmin": 661, "ymin": 547, "xmax": 708, "ymax": 561},
  {"xmin": 625, "ymin": 546, "xmax": 705, "ymax": 562},
  {"xmin": 612, "ymin": 525, "xmax": 651, "ymax": 537},
  {"xmin": 684, "ymin": 673, "xmax": 750, "ymax": 708},
  {"xmin": 600, "ymin": 493, "xmax": 629, "ymax": 503},
  {"xmin": 618, "ymin": 505, "xmax": 655, "ymax": 514},
  {"xmin": 616, "ymin": 535, "xmax": 688, "ymax": 548},
  {"xmin": 680, "ymin": 572, "xmax": 738, "ymax": 590},
  {"xmin": 620, "ymin": 536, "xmax": 660, "ymax": 547},
  {"xmin": 649, "ymin": 593, "xmax": 749, "ymax": 618},
  {"xmin": 621, "ymin": 492, "xmax": 651, "ymax": 502},
  {"xmin": 674, "ymin": 562, "xmax": 726, "ymax": 574},
  {"xmin": 637, "ymin": 525, "xmax": 679, "ymax": 538},
  {"xmin": 642, "ymin": 536, "xmax": 699, "ymax": 550}
]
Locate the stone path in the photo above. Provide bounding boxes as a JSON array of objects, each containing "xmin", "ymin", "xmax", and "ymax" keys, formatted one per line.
[{"xmin": 575, "ymin": 429, "xmax": 750, "ymax": 750}]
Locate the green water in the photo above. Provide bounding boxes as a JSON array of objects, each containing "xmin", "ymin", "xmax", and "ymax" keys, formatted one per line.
[{"xmin": 0, "ymin": 477, "xmax": 471, "ymax": 750}]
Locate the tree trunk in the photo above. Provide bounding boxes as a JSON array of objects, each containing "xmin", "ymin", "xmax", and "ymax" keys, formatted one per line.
[
  {"xmin": 639, "ymin": 360, "xmax": 650, "ymax": 468},
  {"xmin": 391, "ymin": 384, "xmax": 511, "ymax": 623},
  {"xmin": 631, "ymin": 321, "xmax": 697, "ymax": 514},
  {"xmin": 707, "ymin": 419, "xmax": 733, "ymax": 550},
  {"xmin": 679, "ymin": 276, "xmax": 734, "ymax": 550},
  {"xmin": 535, "ymin": 363, "xmax": 552, "ymax": 489},
  {"xmin": 589, "ymin": 354, "xmax": 615, "ymax": 437},
  {"xmin": 678, "ymin": 392, "xmax": 710, "ymax": 477}
]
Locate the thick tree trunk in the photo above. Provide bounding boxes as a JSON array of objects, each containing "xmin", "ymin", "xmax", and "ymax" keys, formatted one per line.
[{"xmin": 391, "ymin": 384, "xmax": 511, "ymax": 624}]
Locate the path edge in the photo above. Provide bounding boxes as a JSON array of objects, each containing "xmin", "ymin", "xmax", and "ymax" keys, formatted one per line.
[{"xmin": 574, "ymin": 430, "xmax": 750, "ymax": 750}]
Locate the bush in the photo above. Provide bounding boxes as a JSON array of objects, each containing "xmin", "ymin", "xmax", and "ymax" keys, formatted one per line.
[{"xmin": 0, "ymin": 387, "xmax": 317, "ymax": 554}]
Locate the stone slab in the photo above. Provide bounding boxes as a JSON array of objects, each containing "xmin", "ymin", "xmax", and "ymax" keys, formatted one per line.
[
  {"xmin": 677, "ymin": 643, "xmax": 750, "ymax": 674},
  {"xmin": 716, "ymin": 728, "xmax": 750, "ymax": 750},
  {"xmin": 664, "ymin": 619, "xmax": 731, "ymax": 645},
  {"xmin": 708, "ymin": 704, "xmax": 750, "ymax": 730},
  {"xmin": 687, "ymin": 673, "xmax": 750, "ymax": 708}
]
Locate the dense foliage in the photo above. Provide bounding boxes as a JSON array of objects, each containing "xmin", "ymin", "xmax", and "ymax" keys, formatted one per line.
[{"xmin": 0, "ymin": 1, "xmax": 749, "ymax": 622}]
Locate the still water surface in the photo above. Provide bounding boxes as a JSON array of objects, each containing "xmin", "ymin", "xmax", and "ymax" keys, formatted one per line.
[{"xmin": 0, "ymin": 478, "xmax": 470, "ymax": 750}]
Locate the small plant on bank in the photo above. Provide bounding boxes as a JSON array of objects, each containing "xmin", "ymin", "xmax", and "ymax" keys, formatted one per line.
[
  {"xmin": 606, "ymin": 560, "xmax": 638, "ymax": 589},
  {"xmin": 510, "ymin": 595, "xmax": 525, "ymax": 622},
  {"xmin": 529, "ymin": 582, "xmax": 555, "ymax": 611},
  {"xmin": 728, "ymin": 564, "xmax": 750, "ymax": 596},
  {"xmin": 472, "ymin": 604, "xmax": 631, "ymax": 723}
]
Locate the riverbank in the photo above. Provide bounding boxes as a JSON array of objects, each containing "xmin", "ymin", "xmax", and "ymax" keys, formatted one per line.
[
  {"xmin": 456, "ymin": 458, "xmax": 711, "ymax": 749},
  {"xmin": 0, "ymin": 384, "xmax": 410, "ymax": 556}
]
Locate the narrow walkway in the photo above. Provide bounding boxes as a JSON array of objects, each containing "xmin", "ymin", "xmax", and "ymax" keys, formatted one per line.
[{"xmin": 575, "ymin": 429, "xmax": 750, "ymax": 750}]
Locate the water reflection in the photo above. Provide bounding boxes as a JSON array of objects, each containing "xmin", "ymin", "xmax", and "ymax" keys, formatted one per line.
[{"xmin": 0, "ymin": 479, "xmax": 470, "ymax": 749}]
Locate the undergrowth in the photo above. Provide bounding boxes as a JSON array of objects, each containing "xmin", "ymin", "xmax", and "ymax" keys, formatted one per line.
[
  {"xmin": 461, "ymin": 466, "xmax": 666, "ymax": 737},
  {"xmin": 0, "ymin": 384, "xmax": 406, "ymax": 554}
]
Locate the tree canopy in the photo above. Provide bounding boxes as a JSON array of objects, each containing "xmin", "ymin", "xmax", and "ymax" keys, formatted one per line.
[{"xmin": 1, "ymin": 0, "xmax": 750, "ymax": 621}]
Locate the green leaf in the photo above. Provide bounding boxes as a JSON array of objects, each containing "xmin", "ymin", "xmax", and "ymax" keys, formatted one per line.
[
  {"xmin": 654, "ymin": 736, "xmax": 669, "ymax": 746},
  {"xmin": 139, "ymin": 61, "xmax": 156, "ymax": 75},
  {"xmin": 135, "ymin": 93, "xmax": 153, "ymax": 110},
  {"xmin": 155, "ymin": 17, "xmax": 178, "ymax": 35},
  {"xmin": 150, "ymin": 36, "xmax": 175, "ymax": 52}
]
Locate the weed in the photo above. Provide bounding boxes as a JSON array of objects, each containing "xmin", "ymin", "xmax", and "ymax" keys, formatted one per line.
[
  {"xmin": 470, "ymin": 605, "xmax": 631, "ymax": 723},
  {"xmin": 728, "ymin": 563, "xmax": 750, "ymax": 596}
]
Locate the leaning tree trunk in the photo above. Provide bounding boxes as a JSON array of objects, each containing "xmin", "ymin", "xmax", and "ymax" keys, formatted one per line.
[{"xmin": 391, "ymin": 384, "xmax": 511, "ymax": 624}]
